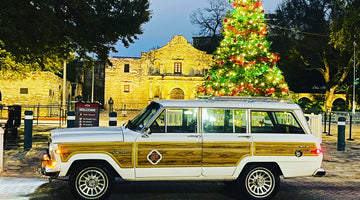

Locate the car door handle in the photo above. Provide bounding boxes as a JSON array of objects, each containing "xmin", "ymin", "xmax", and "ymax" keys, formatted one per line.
[
  {"xmin": 238, "ymin": 135, "xmax": 251, "ymax": 139},
  {"xmin": 188, "ymin": 135, "xmax": 201, "ymax": 138}
]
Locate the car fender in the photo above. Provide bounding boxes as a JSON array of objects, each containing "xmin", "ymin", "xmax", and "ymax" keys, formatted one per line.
[
  {"xmin": 233, "ymin": 156, "xmax": 283, "ymax": 178},
  {"xmin": 58, "ymin": 153, "xmax": 134, "ymax": 179}
]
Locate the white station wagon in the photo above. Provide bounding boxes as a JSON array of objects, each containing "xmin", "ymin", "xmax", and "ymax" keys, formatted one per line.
[{"xmin": 42, "ymin": 97, "xmax": 325, "ymax": 200}]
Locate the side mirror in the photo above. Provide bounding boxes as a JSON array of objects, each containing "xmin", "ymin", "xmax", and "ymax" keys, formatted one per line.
[{"xmin": 141, "ymin": 127, "xmax": 151, "ymax": 138}]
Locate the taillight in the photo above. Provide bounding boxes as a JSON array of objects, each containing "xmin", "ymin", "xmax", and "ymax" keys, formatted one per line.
[{"xmin": 311, "ymin": 148, "xmax": 323, "ymax": 155}]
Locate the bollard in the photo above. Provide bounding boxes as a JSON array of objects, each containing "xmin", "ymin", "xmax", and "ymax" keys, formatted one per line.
[
  {"xmin": 109, "ymin": 112, "xmax": 117, "ymax": 126},
  {"xmin": 24, "ymin": 110, "xmax": 33, "ymax": 151},
  {"xmin": 0, "ymin": 127, "xmax": 4, "ymax": 173},
  {"xmin": 67, "ymin": 111, "xmax": 76, "ymax": 128},
  {"xmin": 337, "ymin": 117, "xmax": 346, "ymax": 151}
]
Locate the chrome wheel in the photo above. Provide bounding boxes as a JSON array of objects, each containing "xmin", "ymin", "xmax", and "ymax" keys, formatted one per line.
[
  {"xmin": 75, "ymin": 167, "xmax": 109, "ymax": 199},
  {"xmin": 246, "ymin": 168, "xmax": 274, "ymax": 197},
  {"xmin": 241, "ymin": 166, "xmax": 279, "ymax": 199}
]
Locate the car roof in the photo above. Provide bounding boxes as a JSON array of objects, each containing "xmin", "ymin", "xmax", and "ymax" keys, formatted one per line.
[{"xmin": 154, "ymin": 97, "xmax": 301, "ymax": 110}]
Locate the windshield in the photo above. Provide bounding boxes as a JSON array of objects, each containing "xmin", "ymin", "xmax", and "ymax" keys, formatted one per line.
[{"xmin": 126, "ymin": 102, "xmax": 161, "ymax": 131}]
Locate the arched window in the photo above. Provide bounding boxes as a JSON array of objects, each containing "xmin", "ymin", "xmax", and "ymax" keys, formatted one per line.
[
  {"xmin": 170, "ymin": 88, "xmax": 185, "ymax": 100},
  {"xmin": 154, "ymin": 86, "xmax": 161, "ymax": 98}
]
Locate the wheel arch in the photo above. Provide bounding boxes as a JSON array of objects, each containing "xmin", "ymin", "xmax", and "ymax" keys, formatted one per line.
[
  {"xmin": 66, "ymin": 159, "xmax": 121, "ymax": 178},
  {"xmin": 238, "ymin": 162, "xmax": 283, "ymax": 179}
]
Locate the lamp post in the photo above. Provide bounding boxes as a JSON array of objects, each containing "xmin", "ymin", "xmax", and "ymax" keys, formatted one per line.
[
  {"xmin": 63, "ymin": 61, "xmax": 67, "ymax": 109},
  {"xmin": 352, "ymin": 41, "xmax": 356, "ymax": 115},
  {"xmin": 348, "ymin": 41, "xmax": 356, "ymax": 141}
]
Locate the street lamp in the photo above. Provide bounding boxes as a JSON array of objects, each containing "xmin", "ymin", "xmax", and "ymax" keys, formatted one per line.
[
  {"xmin": 353, "ymin": 41, "xmax": 356, "ymax": 115},
  {"xmin": 349, "ymin": 41, "xmax": 356, "ymax": 141}
]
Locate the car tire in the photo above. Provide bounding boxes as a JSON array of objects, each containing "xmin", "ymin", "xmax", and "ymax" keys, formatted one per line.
[
  {"xmin": 239, "ymin": 165, "xmax": 280, "ymax": 200},
  {"xmin": 69, "ymin": 164, "xmax": 114, "ymax": 200}
]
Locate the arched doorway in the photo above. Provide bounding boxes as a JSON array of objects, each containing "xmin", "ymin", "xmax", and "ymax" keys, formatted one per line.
[
  {"xmin": 170, "ymin": 88, "xmax": 185, "ymax": 100},
  {"xmin": 332, "ymin": 98, "xmax": 347, "ymax": 111}
]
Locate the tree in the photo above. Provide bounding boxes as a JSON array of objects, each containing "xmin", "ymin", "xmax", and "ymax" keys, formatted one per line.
[
  {"xmin": 190, "ymin": 0, "xmax": 232, "ymax": 53},
  {"xmin": 269, "ymin": 0, "xmax": 353, "ymax": 110},
  {"xmin": 0, "ymin": 0, "xmax": 151, "ymax": 64},
  {"xmin": 0, "ymin": 43, "xmax": 72, "ymax": 79},
  {"xmin": 330, "ymin": 0, "xmax": 360, "ymax": 109},
  {"xmin": 198, "ymin": 0, "xmax": 289, "ymax": 97},
  {"xmin": 191, "ymin": 0, "xmax": 232, "ymax": 38}
]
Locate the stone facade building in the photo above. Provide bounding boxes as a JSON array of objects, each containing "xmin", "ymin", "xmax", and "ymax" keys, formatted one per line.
[{"xmin": 105, "ymin": 35, "xmax": 213, "ymax": 111}]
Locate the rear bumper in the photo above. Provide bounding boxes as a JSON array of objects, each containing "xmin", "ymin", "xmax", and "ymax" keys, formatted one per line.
[{"xmin": 312, "ymin": 167, "xmax": 326, "ymax": 177}]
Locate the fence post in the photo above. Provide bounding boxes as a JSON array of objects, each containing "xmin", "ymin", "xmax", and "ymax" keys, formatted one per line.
[
  {"xmin": 323, "ymin": 111, "xmax": 327, "ymax": 133},
  {"xmin": 123, "ymin": 104, "xmax": 127, "ymax": 117},
  {"xmin": 109, "ymin": 112, "xmax": 117, "ymax": 126},
  {"xmin": 37, "ymin": 103, "xmax": 40, "ymax": 125},
  {"xmin": 327, "ymin": 112, "xmax": 333, "ymax": 136},
  {"xmin": 59, "ymin": 107, "xmax": 61, "ymax": 127},
  {"xmin": 24, "ymin": 110, "xmax": 33, "ymax": 151},
  {"xmin": 67, "ymin": 111, "xmax": 76, "ymax": 128},
  {"xmin": 337, "ymin": 117, "xmax": 346, "ymax": 151},
  {"xmin": 0, "ymin": 127, "xmax": 4, "ymax": 173}
]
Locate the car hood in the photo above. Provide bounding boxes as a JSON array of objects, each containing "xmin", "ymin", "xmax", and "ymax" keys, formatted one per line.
[{"xmin": 50, "ymin": 127, "xmax": 124, "ymax": 144}]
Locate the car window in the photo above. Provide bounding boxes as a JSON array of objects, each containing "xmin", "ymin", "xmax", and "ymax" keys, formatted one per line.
[
  {"xmin": 251, "ymin": 111, "xmax": 304, "ymax": 134},
  {"xmin": 149, "ymin": 110, "xmax": 165, "ymax": 133},
  {"xmin": 166, "ymin": 108, "xmax": 198, "ymax": 133},
  {"xmin": 234, "ymin": 110, "xmax": 247, "ymax": 133},
  {"xmin": 202, "ymin": 109, "xmax": 246, "ymax": 133},
  {"xmin": 127, "ymin": 102, "xmax": 161, "ymax": 131}
]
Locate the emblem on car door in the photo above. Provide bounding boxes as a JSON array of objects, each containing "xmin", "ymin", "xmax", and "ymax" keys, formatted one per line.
[
  {"xmin": 295, "ymin": 150, "xmax": 303, "ymax": 157},
  {"xmin": 147, "ymin": 150, "xmax": 162, "ymax": 165}
]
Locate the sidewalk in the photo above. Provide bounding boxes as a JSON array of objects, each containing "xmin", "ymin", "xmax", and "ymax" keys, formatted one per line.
[
  {"xmin": 0, "ymin": 119, "xmax": 360, "ymax": 180},
  {"xmin": 319, "ymin": 125, "xmax": 360, "ymax": 181},
  {"xmin": 0, "ymin": 177, "xmax": 47, "ymax": 200}
]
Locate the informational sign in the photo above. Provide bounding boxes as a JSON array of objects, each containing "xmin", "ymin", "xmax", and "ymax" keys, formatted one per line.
[{"xmin": 75, "ymin": 103, "xmax": 100, "ymax": 127}]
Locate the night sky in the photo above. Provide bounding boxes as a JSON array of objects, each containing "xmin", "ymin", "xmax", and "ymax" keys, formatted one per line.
[{"xmin": 110, "ymin": 0, "xmax": 283, "ymax": 57}]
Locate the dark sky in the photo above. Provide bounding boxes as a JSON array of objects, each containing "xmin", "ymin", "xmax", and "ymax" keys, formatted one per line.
[{"xmin": 109, "ymin": 0, "xmax": 282, "ymax": 57}]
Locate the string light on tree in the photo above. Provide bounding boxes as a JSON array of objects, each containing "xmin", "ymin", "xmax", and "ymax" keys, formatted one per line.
[{"xmin": 198, "ymin": 0, "xmax": 290, "ymax": 97}]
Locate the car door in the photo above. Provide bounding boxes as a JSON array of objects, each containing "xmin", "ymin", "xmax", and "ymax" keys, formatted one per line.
[
  {"xmin": 201, "ymin": 108, "xmax": 253, "ymax": 177},
  {"xmin": 135, "ymin": 108, "xmax": 202, "ymax": 178}
]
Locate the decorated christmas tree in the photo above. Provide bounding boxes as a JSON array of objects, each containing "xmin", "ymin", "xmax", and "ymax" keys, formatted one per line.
[{"xmin": 198, "ymin": 0, "xmax": 289, "ymax": 97}]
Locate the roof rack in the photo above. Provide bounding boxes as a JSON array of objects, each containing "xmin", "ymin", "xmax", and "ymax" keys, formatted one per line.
[{"xmin": 197, "ymin": 96, "xmax": 294, "ymax": 104}]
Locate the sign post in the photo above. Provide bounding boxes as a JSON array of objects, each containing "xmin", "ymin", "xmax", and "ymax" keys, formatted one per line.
[
  {"xmin": 0, "ymin": 127, "xmax": 4, "ymax": 173},
  {"xmin": 75, "ymin": 103, "xmax": 100, "ymax": 127}
]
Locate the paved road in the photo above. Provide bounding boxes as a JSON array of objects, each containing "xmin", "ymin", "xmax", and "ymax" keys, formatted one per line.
[{"xmin": 1, "ymin": 177, "xmax": 358, "ymax": 200}]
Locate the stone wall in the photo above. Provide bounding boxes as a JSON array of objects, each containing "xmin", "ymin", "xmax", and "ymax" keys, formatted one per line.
[
  {"xmin": 105, "ymin": 35, "xmax": 213, "ymax": 111},
  {"xmin": 0, "ymin": 71, "xmax": 71, "ymax": 117}
]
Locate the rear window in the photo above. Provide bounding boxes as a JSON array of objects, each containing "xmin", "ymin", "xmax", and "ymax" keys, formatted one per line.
[{"xmin": 251, "ymin": 110, "xmax": 304, "ymax": 134}]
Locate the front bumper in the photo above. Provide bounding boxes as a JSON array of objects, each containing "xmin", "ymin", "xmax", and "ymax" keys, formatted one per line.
[
  {"xmin": 41, "ymin": 153, "xmax": 60, "ymax": 177},
  {"xmin": 312, "ymin": 167, "xmax": 326, "ymax": 177},
  {"xmin": 41, "ymin": 167, "xmax": 60, "ymax": 177}
]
